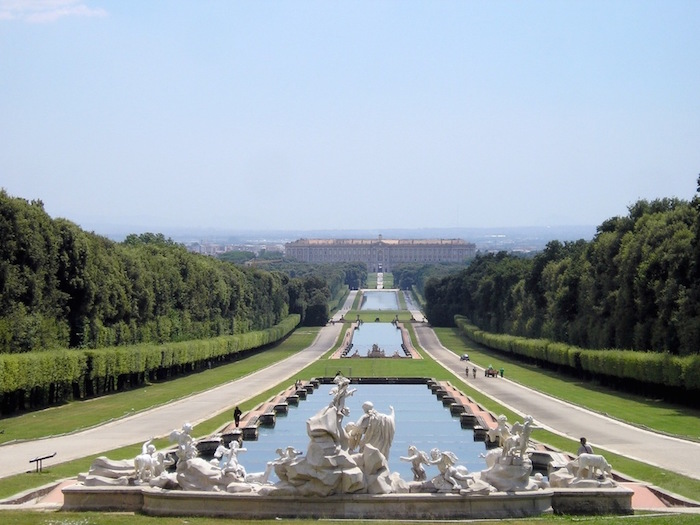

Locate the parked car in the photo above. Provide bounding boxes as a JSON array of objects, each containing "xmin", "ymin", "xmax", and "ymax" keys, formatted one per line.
[{"xmin": 460, "ymin": 354, "xmax": 470, "ymax": 361}]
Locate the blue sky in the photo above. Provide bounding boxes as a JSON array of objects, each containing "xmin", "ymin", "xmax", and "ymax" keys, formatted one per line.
[{"xmin": 1, "ymin": 1, "xmax": 699, "ymax": 233}]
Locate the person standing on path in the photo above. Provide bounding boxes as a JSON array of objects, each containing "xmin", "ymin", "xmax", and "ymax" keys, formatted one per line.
[
  {"xmin": 234, "ymin": 406, "xmax": 242, "ymax": 428},
  {"xmin": 577, "ymin": 437, "xmax": 593, "ymax": 455}
]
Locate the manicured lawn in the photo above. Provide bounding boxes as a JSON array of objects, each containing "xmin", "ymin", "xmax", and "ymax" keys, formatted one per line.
[
  {"xmin": 345, "ymin": 310, "xmax": 414, "ymax": 322},
  {"xmin": 381, "ymin": 272, "xmax": 394, "ymax": 288},
  {"xmin": 0, "ymin": 329, "xmax": 321, "ymax": 445},
  {"xmin": 433, "ymin": 327, "xmax": 700, "ymax": 442}
]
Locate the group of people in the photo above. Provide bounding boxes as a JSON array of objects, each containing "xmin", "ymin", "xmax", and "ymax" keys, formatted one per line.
[{"xmin": 465, "ymin": 365, "xmax": 505, "ymax": 378}]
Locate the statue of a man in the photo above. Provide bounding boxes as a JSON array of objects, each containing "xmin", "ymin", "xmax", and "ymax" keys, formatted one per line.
[{"xmin": 346, "ymin": 401, "xmax": 395, "ymax": 458}]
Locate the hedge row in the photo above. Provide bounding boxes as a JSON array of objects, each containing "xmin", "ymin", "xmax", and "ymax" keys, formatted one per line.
[
  {"xmin": 454, "ymin": 315, "xmax": 700, "ymax": 391},
  {"xmin": 0, "ymin": 314, "xmax": 300, "ymax": 413}
]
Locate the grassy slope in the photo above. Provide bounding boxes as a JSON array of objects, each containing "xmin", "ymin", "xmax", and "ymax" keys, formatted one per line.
[{"xmin": 433, "ymin": 327, "xmax": 700, "ymax": 442}]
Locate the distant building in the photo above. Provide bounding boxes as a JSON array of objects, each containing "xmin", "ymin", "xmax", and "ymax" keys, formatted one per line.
[{"xmin": 284, "ymin": 235, "xmax": 476, "ymax": 272}]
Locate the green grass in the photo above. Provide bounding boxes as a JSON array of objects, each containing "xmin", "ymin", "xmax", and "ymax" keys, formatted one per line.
[
  {"xmin": 345, "ymin": 310, "xmax": 413, "ymax": 322},
  {"xmin": 0, "ymin": 329, "xmax": 321, "ymax": 445},
  {"xmin": 381, "ymin": 272, "xmax": 394, "ymax": 288},
  {"xmin": 433, "ymin": 327, "xmax": 700, "ymax": 442},
  {"xmin": 398, "ymin": 290, "xmax": 407, "ymax": 309}
]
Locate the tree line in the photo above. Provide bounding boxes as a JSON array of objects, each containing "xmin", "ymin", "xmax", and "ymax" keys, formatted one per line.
[
  {"xmin": 425, "ymin": 186, "xmax": 700, "ymax": 358},
  {"xmin": 0, "ymin": 190, "xmax": 351, "ymax": 354},
  {"xmin": 0, "ymin": 315, "xmax": 300, "ymax": 414},
  {"xmin": 0, "ymin": 190, "xmax": 368, "ymax": 413}
]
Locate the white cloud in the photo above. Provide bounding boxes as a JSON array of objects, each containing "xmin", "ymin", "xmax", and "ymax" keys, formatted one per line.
[{"xmin": 0, "ymin": 0, "xmax": 107, "ymax": 23}]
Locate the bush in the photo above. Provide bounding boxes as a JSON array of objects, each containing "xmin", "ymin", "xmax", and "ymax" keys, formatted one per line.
[
  {"xmin": 454, "ymin": 314, "xmax": 698, "ymax": 396},
  {"xmin": 0, "ymin": 315, "xmax": 300, "ymax": 414}
]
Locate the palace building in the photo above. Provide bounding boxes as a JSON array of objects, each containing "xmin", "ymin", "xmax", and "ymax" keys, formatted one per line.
[{"xmin": 284, "ymin": 235, "xmax": 476, "ymax": 272}]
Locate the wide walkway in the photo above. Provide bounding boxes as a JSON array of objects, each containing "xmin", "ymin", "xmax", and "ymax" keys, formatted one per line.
[{"xmin": 414, "ymin": 324, "xmax": 700, "ymax": 482}]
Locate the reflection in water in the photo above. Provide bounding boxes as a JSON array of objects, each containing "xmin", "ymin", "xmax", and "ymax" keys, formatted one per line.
[
  {"xmin": 361, "ymin": 290, "xmax": 399, "ymax": 310},
  {"xmin": 349, "ymin": 323, "xmax": 403, "ymax": 356}
]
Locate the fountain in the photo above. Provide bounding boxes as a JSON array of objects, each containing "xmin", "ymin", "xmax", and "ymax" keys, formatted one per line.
[{"xmin": 63, "ymin": 375, "xmax": 633, "ymax": 518}]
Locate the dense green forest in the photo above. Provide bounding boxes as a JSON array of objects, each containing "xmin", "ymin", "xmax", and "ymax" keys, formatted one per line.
[
  {"xmin": 0, "ymin": 190, "xmax": 367, "ymax": 413},
  {"xmin": 0, "ymin": 190, "xmax": 360, "ymax": 354},
  {"xmin": 393, "ymin": 263, "xmax": 468, "ymax": 295},
  {"xmin": 424, "ymin": 188, "xmax": 700, "ymax": 357}
]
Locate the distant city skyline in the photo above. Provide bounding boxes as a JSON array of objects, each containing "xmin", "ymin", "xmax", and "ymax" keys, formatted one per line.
[{"xmin": 2, "ymin": 1, "xmax": 698, "ymax": 233}]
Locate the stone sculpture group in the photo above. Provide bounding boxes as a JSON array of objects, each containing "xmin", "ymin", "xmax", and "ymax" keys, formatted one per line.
[{"xmin": 80, "ymin": 375, "xmax": 617, "ymax": 496}]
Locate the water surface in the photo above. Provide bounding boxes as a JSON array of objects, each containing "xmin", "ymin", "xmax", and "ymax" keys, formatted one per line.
[
  {"xmin": 361, "ymin": 290, "xmax": 399, "ymax": 310},
  {"xmin": 237, "ymin": 383, "xmax": 486, "ymax": 482},
  {"xmin": 348, "ymin": 323, "xmax": 404, "ymax": 356}
]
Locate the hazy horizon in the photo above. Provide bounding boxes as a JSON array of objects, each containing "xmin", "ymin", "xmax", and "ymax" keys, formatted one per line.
[{"xmin": 2, "ymin": 1, "xmax": 698, "ymax": 233}]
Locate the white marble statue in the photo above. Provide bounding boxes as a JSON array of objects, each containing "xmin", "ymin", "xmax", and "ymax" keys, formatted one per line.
[
  {"xmin": 134, "ymin": 438, "xmax": 171, "ymax": 483},
  {"xmin": 549, "ymin": 452, "xmax": 617, "ymax": 488},
  {"xmin": 576, "ymin": 453, "xmax": 613, "ymax": 479},
  {"xmin": 265, "ymin": 375, "xmax": 405, "ymax": 496},
  {"xmin": 170, "ymin": 422, "xmax": 198, "ymax": 462},
  {"xmin": 263, "ymin": 446, "xmax": 303, "ymax": 484},
  {"xmin": 517, "ymin": 416, "xmax": 536, "ymax": 457},
  {"xmin": 400, "ymin": 445, "xmax": 431, "ymax": 481},
  {"xmin": 428, "ymin": 448, "xmax": 472, "ymax": 490},
  {"xmin": 479, "ymin": 415, "xmax": 542, "ymax": 492},
  {"xmin": 79, "ymin": 402, "xmax": 566, "ymax": 497},
  {"xmin": 501, "ymin": 415, "xmax": 538, "ymax": 458},
  {"xmin": 487, "ymin": 415, "xmax": 512, "ymax": 453},
  {"xmin": 211, "ymin": 439, "xmax": 228, "ymax": 469},
  {"xmin": 222, "ymin": 440, "xmax": 247, "ymax": 479},
  {"xmin": 328, "ymin": 374, "xmax": 356, "ymax": 417},
  {"xmin": 346, "ymin": 401, "xmax": 395, "ymax": 459}
]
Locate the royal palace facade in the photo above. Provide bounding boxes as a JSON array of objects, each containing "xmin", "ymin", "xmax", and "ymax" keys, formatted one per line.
[{"xmin": 284, "ymin": 235, "xmax": 476, "ymax": 272}]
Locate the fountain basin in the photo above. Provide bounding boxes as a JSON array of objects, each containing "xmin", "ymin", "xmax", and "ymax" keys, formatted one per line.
[{"xmin": 63, "ymin": 485, "xmax": 560, "ymax": 519}]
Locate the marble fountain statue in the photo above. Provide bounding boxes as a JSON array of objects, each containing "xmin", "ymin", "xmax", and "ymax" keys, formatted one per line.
[{"xmin": 63, "ymin": 374, "xmax": 633, "ymax": 518}]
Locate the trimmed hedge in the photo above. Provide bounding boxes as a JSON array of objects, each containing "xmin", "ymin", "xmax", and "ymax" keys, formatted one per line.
[
  {"xmin": 0, "ymin": 314, "xmax": 299, "ymax": 414},
  {"xmin": 454, "ymin": 315, "xmax": 699, "ymax": 393}
]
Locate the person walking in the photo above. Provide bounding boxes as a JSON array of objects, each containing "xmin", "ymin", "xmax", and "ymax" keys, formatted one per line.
[{"xmin": 234, "ymin": 406, "xmax": 242, "ymax": 428}]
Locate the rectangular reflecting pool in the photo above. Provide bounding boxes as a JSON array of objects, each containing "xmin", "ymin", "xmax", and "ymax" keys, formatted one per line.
[
  {"xmin": 361, "ymin": 290, "xmax": 399, "ymax": 310},
  {"xmin": 236, "ymin": 383, "xmax": 487, "ymax": 482},
  {"xmin": 349, "ymin": 323, "xmax": 404, "ymax": 356}
]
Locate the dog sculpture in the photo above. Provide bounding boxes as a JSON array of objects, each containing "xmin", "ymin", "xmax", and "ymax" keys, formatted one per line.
[{"xmin": 577, "ymin": 453, "xmax": 612, "ymax": 479}]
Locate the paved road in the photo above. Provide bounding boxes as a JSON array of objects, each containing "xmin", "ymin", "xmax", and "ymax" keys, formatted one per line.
[{"xmin": 414, "ymin": 324, "xmax": 700, "ymax": 482}]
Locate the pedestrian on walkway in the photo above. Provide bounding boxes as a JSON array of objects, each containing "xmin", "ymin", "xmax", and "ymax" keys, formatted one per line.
[
  {"xmin": 234, "ymin": 406, "xmax": 242, "ymax": 428},
  {"xmin": 472, "ymin": 367, "xmax": 476, "ymax": 379},
  {"xmin": 577, "ymin": 437, "xmax": 593, "ymax": 455}
]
